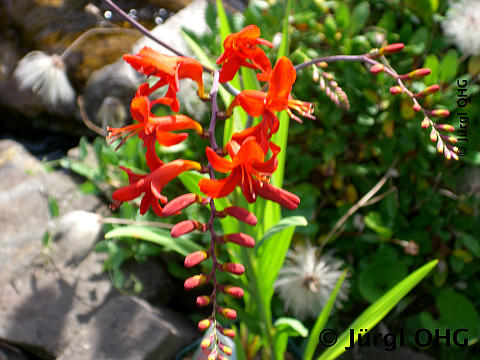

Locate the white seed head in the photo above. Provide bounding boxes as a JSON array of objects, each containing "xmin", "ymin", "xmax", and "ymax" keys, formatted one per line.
[
  {"xmin": 275, "ymin": 243, "xmax": 349, "ymax": 320},
  {"xmin": 14, "ymin": 51, "xmax": 76, "ymax": 106},
  {"xmin": 442, "ymin": 0, "xmax": 480, "ymax": 55}
]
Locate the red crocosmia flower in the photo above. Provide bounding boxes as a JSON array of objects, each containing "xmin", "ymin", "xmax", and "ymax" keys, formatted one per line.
[
  {"xmin": 123, "ymin": 47, "xmax": 206, "ymax": 112},
  {"xmin": 112, "ymin": 160, "xmax": 201, "ymax": 216},
  {"xmin": 216, "ymin": 25, "xmax": 273, "ymax": 83},
  {"xmin": 230, "ymin": 110, "xmax": 279, "ymax": 153},
  {"xmin": 107, "ymin": 95, "xmax": 203, "ymax": 169},
  {"xmin": 198, "ymin": 137, "xmax": 279, "ymax": 202},
  {"xmin": 226, "ymin": 56, "xmax": 315, "ymax": 123}
]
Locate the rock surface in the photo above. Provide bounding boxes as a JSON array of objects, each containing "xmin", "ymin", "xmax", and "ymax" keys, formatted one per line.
[{"xmin": 0, "ymin": 139, "xmax": 197, "ymax": 359}]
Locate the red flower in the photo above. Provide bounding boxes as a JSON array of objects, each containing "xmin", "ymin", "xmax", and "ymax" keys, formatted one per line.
[
  {"xmin": 216, "ymin": 25, "xmax": 273, "ymax": 83},
  {"xmin": 226, "ymin": 56, "xmax": 314, "ymax": 123},
  {"xmin": 108, "ymin": 95, "xmax": 203, "ymax": 169},
  {"xmin": 112, "ymin": 160, "xmax": 201, "ymax": 216},
  {"xmin": 123, "ymin": 47, "xmax": 206, "ymax": 112},
  {"xmin": 199, "ymin": 137, "xmax": 279, "ymax": 202}
]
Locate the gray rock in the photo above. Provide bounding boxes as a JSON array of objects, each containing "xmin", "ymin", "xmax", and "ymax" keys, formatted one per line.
[
  {"xmin": 0, "ymin": 139, "xmax": 197, "ymax": 359},
  {"xmin": 56, "ymin": 296, "xmax": 197, "ymax": 360},
  {"xmin": 0, "ymin": 139, "xmax": 102, "ymax": 281}
]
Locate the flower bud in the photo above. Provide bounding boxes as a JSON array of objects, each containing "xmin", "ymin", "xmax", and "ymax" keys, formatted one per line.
[
  {"xmin": 196, "ymin": 295, "xmax": 211, "ymax": 307},
  {"xmin": 435, "ymin": 124, "xmax": 455, "ymax": 132},
  {"xmin": 379, "ymin": 43, "xmax": 405, "ymax": 55},
  {"xmin": 221, "ymin": 262, "xmax": 245, "ymax": 275},
  {"xmin": 171, "ymin": 220, "xmax": 206, "ymax": 238},
  {"xmin": 223, "ymin": 285, "xmax": 244, "ymax": 298},
  {"xmin": 413, "ymin": 103, "xmax": 422, "ymax": 112},
  {"xmin": 312, "ymin": 66, "xmax": 320, "ymax": 82},
  {"xmin": 444, "ymin": 148, "xmax": 452, "ymax": 160},
  {"xmin": 257, "ymin": 182, "xmax": 300, "ymax": 210},
  {"xmin": 414, "ymin": 84, "xmax": 440, "ymax": 98},
  {"xmin": 224, "ymin": 233, "xmax": 255, "ymax": 248},
  {"xmin": 421, "ymin": 118, "xmax": 430, "ymax": 129},
  {"xmin": 184, "ymin": 251, "xmax": 209, "ymax": 268},
  {"xmin": 198, "ymin": 318, "xmax": 211, "ymax": 331},
  {"xmin": 163, "ymin": 193, "xmax": 201, "ymax": 216},
  {"xmin": 389, "ymin": 86, "xmax": 402, "ymax": 95},
  {"xmin": 221, "ymin": 206, "xmax": 257, "ymax": 226},
  {"xmin": 218, "ymin": 326, "xmax": 235, "ymax": 338},
  {"xmin": 201, "ymin": 336, "xmax": 213, "ymax": 350},
  {"xmin": 219, "ymin": 307, "xmax": 237, "ymax": 320},
  {"xmin": 184, "ymin": 274, "xmax": 207, "ymax": 290},
  {"xmin": 430, "ymin": 129, "xmax": 438, "ymax": 142},
  {"xmin": 430, "ymin": 109, "xmax": 450, "ymax": 118},
  {"xmin": 370, "ymin": 64, "xmax": 385, "ymax": 75},
  {"xmin": 400, "ymin": 68, "xmax": 431, "ymax": 80},
  {"xmin": 318, "ymin": 61, "xmax": 328, "ymax": 68},
  {"xmin": 218, "ymin": 342, "xmax": 233, "ymax": 356},
  {"xmin": 437, "ymin": 138, "xmax": 444, "ymax": 154}
]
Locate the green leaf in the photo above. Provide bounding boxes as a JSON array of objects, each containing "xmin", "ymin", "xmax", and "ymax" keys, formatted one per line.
[
  {"xmin": 436, "ymin": 290, "xmax": 479, "ymax": 340},
  {"xmin": 460, "ymin": 233, "xmax": 480, "ymax": 258},
  {"xmin": 363, "ymin": 211, "xmax": 392, "ymax": 239},
  {"xmin": 274, "ymin": 317, "xmax": 308, "ymax": 360},
  {"xmin": 303, "ymin": 270, "xmax": 348, "ymax": 360},
  {"xmin": 440, "ymin": 50, "xmax": 459, "ymax": 83},
  {"xmin": 257, "ymin": 216, "xmax": 308, "ymax": 249},
  {"xmin": 42, "ymin": 230, "xmax": 50, "ymax": 247},
  {"xmin": 216, "ymin": 0, "xmax": 231, "ymax": 43},
  {"xmin": 350, "ymin": 2, "xmax": 370, "ymax": 35},
  {"xmin": 358, "ymin": 260, "xmax": 408, "ymax": 303},
  {"xmin": 104, "ymin": 225, "xmax": 202, "ymax": 256},
  {"xmin": 48, "ymin": 196, "xmax": 59, "ymax": 218},
  {"xmin": 277, "ymin": 0, "xmax": 292, "ymax": 59},
  {"xmin": 423, "ymin": 54, "xmax": 440, "ymax": 86},
  {"xmin": 317, "ymin": 259, "xmax": 438, "ymax": 360},
  {"xmin": 335, "ymin": 3, "xmax": 350, "ymax": 29}
]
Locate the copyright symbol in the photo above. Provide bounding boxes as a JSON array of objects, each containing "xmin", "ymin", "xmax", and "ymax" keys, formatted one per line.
[
  {"xmin": 457, "ymin": 146, "xmax": 467, "ymax": 156},
  {"xmin": 319, "ymin": 329, "xmax": 337, "ymax": 347}
]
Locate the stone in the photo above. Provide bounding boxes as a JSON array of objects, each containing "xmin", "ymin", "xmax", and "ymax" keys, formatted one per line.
[
  {"xmin": 0, "ymin": 139, "xmax": 197, "ymax": 359},
  {"xmin": 56, "ymin": 296, "xmax": 197, "ymax": 360},
  {"xmin": 0, "ymin": 139, "xmax": 102, "ymax": 281}
]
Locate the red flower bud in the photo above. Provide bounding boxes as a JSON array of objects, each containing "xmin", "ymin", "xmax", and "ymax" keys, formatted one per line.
[
  {"xmin": 430, "ymin": 109, "xmax": 450, "ymax": 118},
  {"xmin": 437, "ymin": 138, "xmax": 444, "ymax": 154},
  {"xmin": 184, "ymin": 251, "xmax": 209, "ymax": 268},
  {"xmin": 415, "ymin": 84, "xmax": 440, "ymax": 98},
  {"xmin": 219, "ymin": 307, "xmax": 237, "ymax": 320},
  {"xmin": 413, "ymin": 103, "xmax": 422, "ymax": 112},
  {"xmin": 171, "ymin": 220, "xmax": 206, "ymax": 238},
  {"xmin": 184, "ymin": 274, "xmax": 207, "ymax": 290},
  {"xmin": 421, "ymin": 118, "xmax": 430, "ymax": 129},
  {"xmin": 198, "ymin": 318, "xmax": 211, "ymax": 331},
  {"xmin": 435, "ymin": 124, "xmax": 455, "ymax": 132},
  {"xmin": 223, "ymin": 285, "xmax": 244, "ymax": 298},
  {"xmin": 400, "ymin": 68, "xmax": 431, "ymax": 80},
  {"xmin": 163, "ymin": 193, "xmax": 201, "ymax": 216},
  {"xmin": 389, "ymin": 86, "xmax": 402, "ymax": 95},
  {"xmin": 430, "ymin": 129, "xmax": 438, "ymax": 142},
  {"xmin": 379, "ymin": 43, "xmax": 405, "ymax": 55},
  {"xmin": 222, "ymin": 206, "xmax": 257, "ymax": 226},
  {"xmin": 257, "ymin": 182, "xmax": 300, "ymax": 210},
  {"xmin": 201, "ymin": 336, "xmax": 213, "ymax": 350},
  {"xmin": 218, "ymin": 326, "xmax": 236, "ymax": 338},
  {"xmin": 218, "ymin": 342, "xmax": 233, "ymax": 356},
  {"xmin": 221, "ymin": 262, "xmax": 245, "ymax": 275},
  {"xmin": 224, "ymin": 233, "xmax": 255, "ymax": 248},
  {"xmin": 196, "ymin": 295, "xmax": 211, "ymax": 307},
  {"xmin": 370, "ymin": 64, "xmax": 385, "ymax": 75}
]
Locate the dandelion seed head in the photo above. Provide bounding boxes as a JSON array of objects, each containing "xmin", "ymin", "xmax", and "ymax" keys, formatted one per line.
[
  {"xmin": 14, "ymin": 51, "xmax": 76, "ymax": 106},
  {"xmin": 275, "ymin": 243, "xmax": 349, "ymax": 320},
  {"xmin": 442, "ymin": 0, "xmax": 480, "ymax": 55}
]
